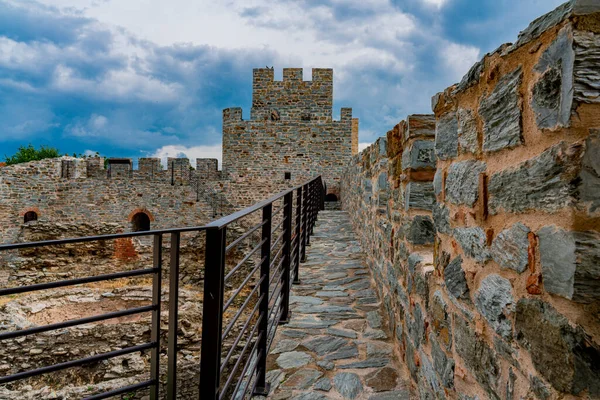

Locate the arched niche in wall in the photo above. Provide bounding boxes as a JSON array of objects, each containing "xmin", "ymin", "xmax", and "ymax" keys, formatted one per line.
[
  {"xmin": 325, "ymin": 193, "xmax": 339, "ymax": 202},
  {"xmin": 128, "ymin": 209, "xmax": 155, "ymax": 232},
  {"xmin": 24, "ymin": 211, "xmax": 38, "ymax": 223}
]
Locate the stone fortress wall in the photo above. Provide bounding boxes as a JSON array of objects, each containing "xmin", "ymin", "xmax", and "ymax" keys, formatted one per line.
[
  {"xmin": 341, "ymin": 1, "xmax": 600, "ymax": 399},
  {"xmin": 223, "ymin": 68, "xmax": 359, "ymax": 202}
]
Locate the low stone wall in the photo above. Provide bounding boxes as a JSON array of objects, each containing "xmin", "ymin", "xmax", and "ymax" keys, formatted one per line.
[{"xmin": 341, "ymin": 2, "xmax": 600, "ymax": 399}]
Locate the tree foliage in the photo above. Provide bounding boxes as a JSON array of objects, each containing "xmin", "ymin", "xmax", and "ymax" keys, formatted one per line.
[{"xmin": 4, "ymin": 144, "xmax": 61, "ymax": 166}]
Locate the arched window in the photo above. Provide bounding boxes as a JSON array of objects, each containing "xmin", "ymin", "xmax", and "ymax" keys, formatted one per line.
[
  {"xmin": 24, "ymin": 211, "xmax": 38, "ymax": 223},
  {"xmin": 131, "ymin": 212, "xmax": 151, "ymax": 232},
  {"xmin": 325, "ymin": 193, "xmax": 338, "ymax": 202}
]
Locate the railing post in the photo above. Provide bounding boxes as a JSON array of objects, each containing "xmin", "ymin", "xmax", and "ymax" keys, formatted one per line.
[
  {"xmin": 254, "ymin": 204, "xmax": 272, "ymax": 395},
  {"xmin": 199, "ymin": 227, "xmax": 227, "ymax": 400},
  {"xmin": 310, "ymin": 182, "xmax": 315, "ymax": 235},
  {"xmin": 294, "ymin": 187, "xmax": 302, "ymax": 283},
  {"xmin": 280, "ymin": 192, "xmax": 293, "ymax": 324},
  {"xmin": 150, "ymin": 234, "xmax": 162, "ymax": 400},
  {"xmin": 167, "ymin": 232, "xmax": 180, "ymax": 399},
  {"xmin": 301, "ymin": 184, "xmax": 309, "ymax": 261}
]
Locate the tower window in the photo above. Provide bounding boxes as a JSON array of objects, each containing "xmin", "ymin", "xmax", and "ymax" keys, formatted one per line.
[
  {"xmin": 24, "ymin": 211, "xmax": 38, "ymax": 223},
  {"xmin": 285, "ymin": 172, "xmax": 291, "ymax": 180},
  {"xmin": 325, "ymin": 194, "xmax": 338, "ymax": 202}
]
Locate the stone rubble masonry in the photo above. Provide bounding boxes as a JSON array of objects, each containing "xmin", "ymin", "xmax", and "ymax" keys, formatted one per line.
[
  {"xmin": 222, "ymin": 68, "xmax": 358, "ymax": 200},
  {"xmin": 342, "ymin": 2, "xmax": 600, "ymax": 399}
]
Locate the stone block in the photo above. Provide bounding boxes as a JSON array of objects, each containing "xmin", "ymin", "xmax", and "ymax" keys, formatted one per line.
[
  {"xmin": 402, "ymin": 140, "xmax": 436, "ymax": 171},
  {"xmin": 419, "ymin": 349, "xmax": 444, "ymax": 398},
  {"xmin": 430, "ymin": 291, "xmax": 452, "ymax": 351},
  {"xmin": 444, "ymin": 256, "xmax": 469, "ymax": 300},
  {"xmin": 445, "ymin": 160, "xmax": 486, "ymax": 207},
  {"xmin": 407, "ymin": 216, "xmax": 435, "ymax": 245},
  {"xmin": 574, "ymin": 30, "xmax": 600, "ymax": 104},
  {"xmin": 454, "ymin": 227, "xmax": 491, "ymax": 262},
  {"xmin": 454, "ymin": 316, "xmax": 501, "ymax": 399},
  {"xmin": 515, "ymin": 299, "xmax": 600, "ymax": 396},
  {"xmin": 474, "ymin": 274, "xmax": 514, "ymax": 339},
  {"xmin": 490, "ymin": 223, "xmax": 530, "ymax": 273},
  {"xmin": 579, "ymin": 130, "xmax": 600, "ymax": 214},
  {"xmin": 405, "ymin": 304, "xmax": 425, "ymax": 348},
  {"xmin": 405, "ymin": 182, "xmax": 435, "ymax": 211},
  {"xmin": 433, "ymin": 169, "xmax": 443, "ymax": 197},
  {"xmin": 538, "ymin": 226, "xmax": 600, "ymax": 303},
  {"xmin": 532, "ymin": 26, "xmax": 574, "ymax": 129},
  {"xmin": 488, "ymin": 141, "xmax": 583, "ymax": 214},
  {"xmin": 479, "ymin": 67, "xmax": 523, "ymax": 153},
  {"xmin": 435, "ymin": 112, "xmax": 458, "ymax": 160},
  {"xmin": 432, "ymin": 203, "xmax": 451, "ymax": 235},
  {"xmin": 406, "ymin": 114, "xmax": 436, "ymax": 141},
  {"xmin": 430, "ymin": 333, "xmax": 455, "ymax": 389},
  {"xmin": 457, "ymin": 108, "xmax": 478, "ymax": 154}
]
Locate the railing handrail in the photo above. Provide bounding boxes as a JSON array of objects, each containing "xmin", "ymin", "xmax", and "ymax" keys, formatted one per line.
[{"xmin": 205, "ymin": 176, "xmax": 320, "ymax": 229}]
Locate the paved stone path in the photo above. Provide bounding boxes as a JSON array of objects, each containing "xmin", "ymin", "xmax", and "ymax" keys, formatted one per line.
[{"xmin": 262, "ymin": 211, "xmax": 414, "ymax": 400}]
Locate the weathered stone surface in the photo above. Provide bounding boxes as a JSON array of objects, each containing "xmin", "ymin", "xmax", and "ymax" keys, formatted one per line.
[
  {"xmin": 454, "ymin": 227, "xmax": 491, "ymax": 262},
  {"xmin": 455, "ymin": 59, "xmax": 485, "ymax": 94},
  {"xmin": 365, "ymin": 367, "xmax": 399, "ymax": 392},
  {"xmin": 444, "ymin": 256, "xmax": 469, "ymax": 300},
  {"xmin": 474, "ymin": 274, "xmax": 514, "ymax": 339},
  {"xmin": 333, "ymin": 372, "xmax": 363, "ymax": 399},
  {"xmin": 290, "ymin": 393, "xmax": 327, "ymax": 400},
  {"xmin": 314, "ymin": 377, "xmax": 332, "ymax": 392},
  {"xmin": 303, "ymin": 336, "xmax": 349, "ymax": 356},
  {"xmin": 488, "ymin": 141, "xmax": 583, "ymax": 214},
  {"xmin": 574, "ymin": 31, "xmax": 600, "ymax": 104},
  {"xmin": 407, "ymin": 215, "xmax": 435, "ymax": 245},
  {"xmin": 430, "ymin": 333, "xmax": 455, "ymax": 389},
  {"xmin": 512, "ymin": 1, "xmax": 572, "ymax": 49},
  {"xmin": 435, "ymin": 112, "xmax": 458, "ymax": 160},
  {"xmin": 532, "ymin": 27, "xmax": 574, "ymax": 129},
  {"xmin": 367, "ymin": 311, "xmax": 382, "ymax": 329},
  {"xmin": 368, "ymin": 390, "xmax": 411, "ymax": 400},
  {"xmin": 529, "ymin": 376, "xmax": 551, "ymax": 400},
  {"xmin": 538, "ymin": 226, "xmax": 600, "ymax": 303},
  {"xmin": 419, "ymin": 350, "xmax": 444, "ymax": 398},
  {"xmin": 405, "ymin": 182, "xmax": 435, "ymax": 211},
  {"xmin": 272, "ymin": 339, "xmax": 300, "ymax": 354},
  {"xmin": 366, "ymin": 342, "xmax": 393, "ymax": 358},
  {"xmin": 445, "ymin": 160, "xmax": 486, "ymax": 207},
  {"xmin": 454, "ymin": 316, "xmax": 501, "ymax": 399},
  {"xmin": 326, "ymin": 328, "xmax": 357, "ymax": 339},
  {"xmin": 515, "ymin": 299, "xmax": 600, "ymax": 396},
  {"xmin": 324, "ymin": 343, "xmax": 360, "ymax": 361},
  {"xmin": 580, "ymin": 130, "xmax": 600, "ymax": 214},
  {"xmin": 277, "ymin": 351, "xmax": 313, "ymax": 369},
  {"xmin": 480, "ymin": 67, "xmax": 523, "ymax": 153},
  {"xmin": 432, "ymin": 203, "xmax": 451, "ymax": 235},
  {"xmin": 282, "ymin": 369, "xmax": 323, "ymax": 389},
  {"xmin": 457, "ymin": 108, "xmax": 478, "ymax": 154},
  {"xmin": 490, "ymin": 223, "xmax": 530, "ymax": 273},
  {"xmin": 430, "ymin": 291, "xmax": 452, "ymax": 351},
  {"xmin": 406, "ymin": 114, "xmax": 436, "ymax": 140},
  {"xmin": 433, "ymin": 169, "xmax": 443, "ymax": 197},
  {"xmin": 338, "ymin": 358, "xmax": 390, "ymax": 369},
  {"xmin": 406, "ymin": 304, "xmax": 426, "ymax": 348},
  {"xmin": 317, "ymin": 360, "xmax": 334, "ymax": 370},
  {"xmin": 402, "ymin": 140, "xmax": 436, "ymax": 171}
]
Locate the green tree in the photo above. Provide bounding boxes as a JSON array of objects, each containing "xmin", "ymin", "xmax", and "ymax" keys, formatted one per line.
[{"xmin": 4, "ymin": 144, "xmax": 61, "ymax": 166}]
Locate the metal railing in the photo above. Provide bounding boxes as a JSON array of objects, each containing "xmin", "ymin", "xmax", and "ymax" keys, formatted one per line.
[{"xmin": 0, "ymin": 175, "xmax": 325, "ymax": 399}]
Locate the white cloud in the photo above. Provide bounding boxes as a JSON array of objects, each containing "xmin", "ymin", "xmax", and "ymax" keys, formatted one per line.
[
  {"xmin": 358, "ymin": 142, "xmax": 372, "ymax": 152},
  {"xmin": 421, "ymin": 0, "xmax": 449, "ymax": 9},
  {"xmin": 150, "ymin": 144, "xmax": 223, "ymax": 169},
  {"xmin": 83, "ymin": 149, "xmax": 99, "ymax": 156},
  {"xmin": 441, "ymin": 42, "xmax": 481, "ymax": 81}
]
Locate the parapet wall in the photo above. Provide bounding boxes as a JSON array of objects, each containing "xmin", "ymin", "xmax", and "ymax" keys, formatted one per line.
[{"xmin": 341, "ymin": 2, "xmax": 600, "ymax": 399}]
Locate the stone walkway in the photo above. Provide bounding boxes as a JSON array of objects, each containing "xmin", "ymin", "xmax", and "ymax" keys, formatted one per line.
[{"xmin": 262, "ymin": 211, "xmax": 413, "ymax": 400}]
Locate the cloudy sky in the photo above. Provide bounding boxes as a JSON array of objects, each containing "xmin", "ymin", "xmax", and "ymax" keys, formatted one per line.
[{"xmin": 0, "ymin": 0, "xmax": 564, "ymax": 164}]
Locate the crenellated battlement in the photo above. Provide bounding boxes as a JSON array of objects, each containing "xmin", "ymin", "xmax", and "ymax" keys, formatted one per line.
[
  {"xmin": 252, "ymin": 68, "xmax": 333, "ymax": 84},
  {"xmin": 0, "ymin": 156, "xmax": 223, "ymax": 183}
]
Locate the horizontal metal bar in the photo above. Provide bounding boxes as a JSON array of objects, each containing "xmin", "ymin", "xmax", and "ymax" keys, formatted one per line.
[
  {"xmin": 269, "ymin": 244, "xmax": 284, "ymax": 269},
  {"xmin": 229, "ymin": 336, "xmax": 263, "ymax": 400},
  {"xmin": 220, "ymin": 328, "xmax": 263, "ymax": 398},
  {"xmin": 269, "ymin": 279, "xmax": 284, "ymax": 305},
  {"xmin": 204, "ymin": 177, "xmax": 321, "ymax": 229},
  {"xmin": 271, "ymin": 217, "xmax": 287, "ymax": 236},
  {"xmin": 225, "ymin": 220, "xmax": 267, "ymax": 254},
  {"xmin": 222, "ymin": 276, "xmax": 264, "ymax": 340},
  {"xmin": 269, "ymin": 258, "xmax": 285, "ymax": 287},
  {"xmin": 83, "ymin": 379, "xmax": 156, "ymax": 400},
  {"xmin": 220, "ymin": 295, "xmax": 263, "ymax": 372},
  {"xmin": 0, "ymin": 227, "xmax": 204, "ymax": 252},
  {"xmin": 224, "ymin": 238, "xmax": 266, "ymax": 283},
  {"xmin": 271, "ymin": 203, "xmax": 285, "ymax": 217},
  {"xmin": 0, "ymin": 342, "xmax": 156, "ymax": 384},
  {"xmin": 0, "ymin": 305, "xmax": 155, "ymax": 341},
  {"xmin": 238, "ymin": 351, "xmax": 262, "ymax": 400},
  {"xmin": 0, "ymin": 268, "xmax": 158, "ymax": 297},
  {"xmin": 223, "ymin": 262, "xmax": 261, "ymax": 312},
  {"xmin": 269, "ymin": 232, "xmax": 285, "ymax": 256}
]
